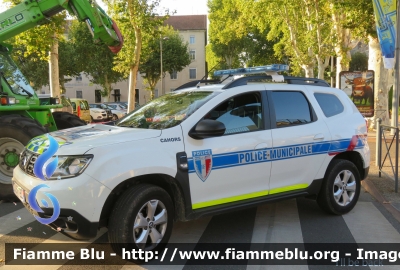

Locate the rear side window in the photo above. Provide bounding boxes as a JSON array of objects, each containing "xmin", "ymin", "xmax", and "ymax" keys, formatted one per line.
[
  {"xmin": 314, "ymin": 93, "xmax": 344, "ymax": 117},
  {"xmin": 271, "ymin": 91, "xmax": 313, "ymax": 127},
  {"xmin": 81, "ymin": 101, "xmax": 89, "ymax": 110}
]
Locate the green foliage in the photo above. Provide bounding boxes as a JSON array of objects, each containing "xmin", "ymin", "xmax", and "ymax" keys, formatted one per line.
[
  {"xmin": 68, "ymin": 20, "xmax": 125, "ymax": 97},
  {"xmin": 139, "ymin": 26, "xmax": 191, "ymax": 95},
  {"xmin": 349, "ymin": 52, "xmax": 368, "ymax": 71},
  {"xmin": 106, "ymin": 0, "xmax": 167, "ymax": 75}
]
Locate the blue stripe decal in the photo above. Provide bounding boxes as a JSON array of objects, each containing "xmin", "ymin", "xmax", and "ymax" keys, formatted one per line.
[{"xmin": 188, "ymin": 138, "xmax": 365, "ymax": 173}]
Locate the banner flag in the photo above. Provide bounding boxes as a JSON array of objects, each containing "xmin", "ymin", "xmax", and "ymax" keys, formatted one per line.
[{"xmin": 372, "ymin": 0, "xmax": 397, "ymax": 69}]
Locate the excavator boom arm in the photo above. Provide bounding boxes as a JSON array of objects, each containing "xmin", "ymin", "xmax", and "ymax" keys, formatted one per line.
[{"xmin": 0, "ymin": 0, "xmax": 122, "ymax": 52}]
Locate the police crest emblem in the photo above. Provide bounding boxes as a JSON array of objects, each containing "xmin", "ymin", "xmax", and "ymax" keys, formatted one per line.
[{"xmin": 192, "ymin": 149, "xmax": 213, "ymax": 182}]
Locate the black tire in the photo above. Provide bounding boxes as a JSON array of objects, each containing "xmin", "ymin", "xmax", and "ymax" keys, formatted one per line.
[
  {"xmin": 0, "ymin": 114, "xmax": 47, "ymax": 201},
  {"xmin": 317, "ymin": 159, "xmax": 361, "ymax": 215},
  {"xmin": 52, "ymin": 112, "xmax": 86, "ymax": 130},
  {"xmin": 112, "ymin": 114, "xmax": 118, "ymax": 121},
  {"xmin": 108, "ymin": 184, "xmax": 174, "ymax": 257}
]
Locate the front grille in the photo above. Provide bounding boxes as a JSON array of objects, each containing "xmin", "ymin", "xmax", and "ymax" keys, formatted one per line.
[{"xmin": 19, "ymin": 149, "xmax": 39, "ymax": 177}]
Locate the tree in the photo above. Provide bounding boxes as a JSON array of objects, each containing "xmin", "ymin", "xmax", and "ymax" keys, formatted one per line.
[
  {"xmin": 349, "ymin": 52, "xmax": 368, "ymax": 71},
  {"xmin": 247, "ymin": 0, "xmax": 333, "ymax": 78},
  {"xmin": 68, "ymin": 20, "xmax": 125, "ymax": 100},
  {"xmin": 107, "ymin": 0, "xmax": 168, "ymax": 112},
  {"xmin": 4, "ymin": 0, "xmax": 67, "ymax": 97},
  {"xmin": 139, "ymin": 26, "xmax": 190, "ymax": 99}
]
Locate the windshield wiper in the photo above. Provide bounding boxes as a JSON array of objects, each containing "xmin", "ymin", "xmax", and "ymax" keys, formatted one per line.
[{"xmin": 17, "ymin": 85, "xmax": 33, "ymax": 97}]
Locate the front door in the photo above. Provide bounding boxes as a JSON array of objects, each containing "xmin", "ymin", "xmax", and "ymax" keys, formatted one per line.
[{"xmin": 182, "ymin": 91, "xmax": 272, "ymax": 210}]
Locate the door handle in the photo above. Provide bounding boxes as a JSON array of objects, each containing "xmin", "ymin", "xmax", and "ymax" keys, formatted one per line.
[
  {"xmin": 313, "ymin": 134, "xmax": 324, "ymax": 140},
  {"xmin": 255, "ymin": 142, "xmax": 268, "ymax": 150}
]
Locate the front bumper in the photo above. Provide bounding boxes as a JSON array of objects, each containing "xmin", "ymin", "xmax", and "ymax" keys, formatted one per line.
[{"xmin": 12, "ymin": 165, "xmax": 111, "ymax": 240}]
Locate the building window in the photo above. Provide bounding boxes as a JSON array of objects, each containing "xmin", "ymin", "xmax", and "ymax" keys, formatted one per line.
[
  {"xmin": 76, "ymin": 75, "xmax": 82, "ymax": 82},
  {"xmin": 113, "ymin": 89, "xmax": 121, "ymax": 102},
  {"xmin": 170, "ymin": 70, "xmax": 177, "ymax": 80},
  {"xmin": 189, "ymin": 68, "xmax": 196, "ymax": 79},
  {"xmin": 154, "ymin": 89, "xmax": 158, "ymax": 98},
  {"xmin": 76, "ymin": 90, "xmax": 82, "ymax": 98},
  {"xmin": 95, "ymin": 90, "xmax": 101, "ymax": 103},
  {"xmin": 190, "ymin": 35, "xmax": 195, "ymax": 44},
  {"xmin": 189, "ymin": 50, "xmax": 196, "ymax": 60}
]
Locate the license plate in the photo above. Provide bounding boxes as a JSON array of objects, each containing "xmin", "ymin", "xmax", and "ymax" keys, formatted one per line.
[{"xmin": 13, "ymin": 182, "xmax": 26, "ymax": 203}]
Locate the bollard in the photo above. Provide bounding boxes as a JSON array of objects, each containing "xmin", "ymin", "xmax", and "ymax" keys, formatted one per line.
[{"xmin": 376, "ymin": 118, "xmax": 382, "ymax": 168}]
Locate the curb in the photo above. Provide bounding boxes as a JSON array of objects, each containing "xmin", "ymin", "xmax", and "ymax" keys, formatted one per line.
[{"xmin": 361, "ymin": 179, "xmax": 400, "ymax": 224}]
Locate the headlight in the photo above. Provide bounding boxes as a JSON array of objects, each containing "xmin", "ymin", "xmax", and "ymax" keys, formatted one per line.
[{"xmin": 49, "ymin": 155, "xmax": 93, "ymax": 180}]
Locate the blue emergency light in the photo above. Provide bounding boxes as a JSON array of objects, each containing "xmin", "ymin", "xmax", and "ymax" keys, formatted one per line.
[{"xmin": 213, "ymin": 64, "xmax": 289, "ymax": 76}]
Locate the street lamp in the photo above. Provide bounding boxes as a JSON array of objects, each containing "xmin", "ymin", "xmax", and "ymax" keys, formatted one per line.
[{"xmin": 160, "ymin": 35, "xmax": 168, "ymax": 96}]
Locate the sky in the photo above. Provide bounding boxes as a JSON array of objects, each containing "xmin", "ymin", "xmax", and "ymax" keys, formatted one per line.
[{"xmin": 0, "ymin": 0, "xmax": 209, "ymax": 15}]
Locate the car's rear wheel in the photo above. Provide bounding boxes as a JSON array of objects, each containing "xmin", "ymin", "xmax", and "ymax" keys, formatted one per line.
[
  {"xmin": 108, "ymin": 184, "xmax": 173, "ymax": 257},
  {"xmin": 317, "ymin": 159, "xmax": 360, "ymax": 215}
]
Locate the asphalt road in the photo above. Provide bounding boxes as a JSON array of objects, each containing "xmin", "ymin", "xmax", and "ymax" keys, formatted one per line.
[{"xmin": 1, "ymin": 186, "xmax": 400, "ymax": 270}]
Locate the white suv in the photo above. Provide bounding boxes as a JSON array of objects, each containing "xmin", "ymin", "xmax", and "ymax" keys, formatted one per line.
[{"xmin": 12, "ymin": 65, "xmax": 370, "ymax": 254}]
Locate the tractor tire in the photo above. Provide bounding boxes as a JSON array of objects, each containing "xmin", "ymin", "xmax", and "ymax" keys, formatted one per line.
[
  {"xmin": 52, "ymin": 112, "xmax": 86, "ymax": 130},
  {"xmin": 0, "ymin": 115, "xmax": 47, "ymax": 201}
]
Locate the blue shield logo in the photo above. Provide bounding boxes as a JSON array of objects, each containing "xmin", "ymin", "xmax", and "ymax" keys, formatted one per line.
[{"xmin": 193, "ymin": 149, "xmax": 213, "ymax": 182}]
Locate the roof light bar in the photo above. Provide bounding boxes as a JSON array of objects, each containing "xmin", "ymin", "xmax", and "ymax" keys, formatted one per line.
[{"xmin": 214, "ymin": 64, "xmax": 289, "ymax": 77}]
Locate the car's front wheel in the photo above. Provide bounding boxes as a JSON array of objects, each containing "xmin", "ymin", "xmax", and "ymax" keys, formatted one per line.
[
  {"xmin": 317, "ymin": 159, "xmax": 361, "ymax": 215},
  {"xmin": 108, "ymin": 184, "xmax": 173, "ymax": 256}
]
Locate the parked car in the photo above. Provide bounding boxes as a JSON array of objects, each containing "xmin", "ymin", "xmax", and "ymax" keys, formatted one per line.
[
  {"xmin": 89, "ymin": 104, "xmax": 113, "ymax": 122},
  {"xmin": 13, "ymin": 64, "xmax": 370, "ymax": 255},
  {"xmin": 105, "ymin": 103, "xmax": 127, "ymax": 112},
  {"xmin": 69, "ymin": 98, "xmax": 91, "ymax": 123},
  {"xmin": 103, "ymin": 103, "xmax": 128, "ymax": 120}
]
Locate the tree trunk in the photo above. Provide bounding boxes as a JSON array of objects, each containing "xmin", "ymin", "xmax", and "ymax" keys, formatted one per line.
[
  {"xmin": 302, "ymin": 65, "xmax": 314, "ymax": 78},
  {"xmin": 127, "ymin": 28, "xmax": 142, "ymax": 113},
  {"xmin": 49, "ymin": 33, "xmax": 60, "ymax": 98},
  {"xmin": 317, "ymin": 57, "xmax": 330, "ymax": 79},
  {"xmin": 367, "ymin": 36, "xmax": 392, "ymax": 128}
]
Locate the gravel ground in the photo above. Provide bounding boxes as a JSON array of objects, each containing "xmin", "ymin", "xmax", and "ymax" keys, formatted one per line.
[{"xmin": 367, "ymin": 131, "xmax": 400, "ymax": 211}]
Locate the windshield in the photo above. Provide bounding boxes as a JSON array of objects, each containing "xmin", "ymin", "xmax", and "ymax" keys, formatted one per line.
[
  {"xmin": 0, "ymin": 52, "xmax": 35, "ymax": 96},
  {"xmin": 116, "ymin": 91, "xmax": 220, "ymax": 129}
]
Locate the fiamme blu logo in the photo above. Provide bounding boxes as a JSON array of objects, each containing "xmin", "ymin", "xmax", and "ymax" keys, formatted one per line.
[{"xmin": 28, "ymin": 134, "xmax": 61, "ymax": 225}]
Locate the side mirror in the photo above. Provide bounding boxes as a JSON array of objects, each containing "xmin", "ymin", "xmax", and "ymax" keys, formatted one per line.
[{"xmin": 189, "ymin": 119, "xmax": 226, "ymax": 139}]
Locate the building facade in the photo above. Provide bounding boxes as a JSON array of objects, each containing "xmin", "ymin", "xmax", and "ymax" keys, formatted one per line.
[{"xmin": 40, "ymin": 15, "xmax": 208, "ymax": 105}]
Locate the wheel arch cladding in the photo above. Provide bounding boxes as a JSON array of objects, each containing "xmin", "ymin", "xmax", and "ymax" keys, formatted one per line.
[
  {"xmin": 99, "ymin": 174, "xmax": 186, "ymax": 227},
  {"xmin": 331, "ymin": 151, "xmax": 365, "ymax": 180}
]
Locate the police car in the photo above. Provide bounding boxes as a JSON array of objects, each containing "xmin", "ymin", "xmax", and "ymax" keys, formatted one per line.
[{"xmin": 12, "ymin": 64, "xmax": 370, "ymax": 254}]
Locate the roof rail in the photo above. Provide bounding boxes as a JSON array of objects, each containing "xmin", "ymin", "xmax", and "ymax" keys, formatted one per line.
[
  {"xmin": 221, "ymin": 75, "xmax": 330, "ymax": 89},
  {"xmin": 174, "ymin": 79, "xmax": 220, "ymax": 91}
]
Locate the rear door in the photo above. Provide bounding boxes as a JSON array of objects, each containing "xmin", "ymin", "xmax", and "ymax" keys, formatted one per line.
[{"xmin": 267, "ymin": 88, "xmax": 331, "ymax": 194}]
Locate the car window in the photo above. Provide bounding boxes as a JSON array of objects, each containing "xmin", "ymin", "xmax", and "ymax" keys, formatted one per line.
[
  {"xmin": 81, "ymin": 101, "xmax": 89, "ymax": 110},
  {"xmin": 271, "ymin": 91, "xmax": 313, "ymax": 127},
  {"xmin": 314, "ymin": 93, "xmax": 344, "ymax": 117},
  {"xmin": 116, "ymin": 91, "xmax": 220, "ymax": 129},
  {"xmin": 109, "ymin": 105, "xmax": 117, "ymax": 109},
  {"xmin": 204, "ymin": 92, "xmax": 263, "ymax": 135},
  {"xmin": 71, "ymin": 102, "xmax": 76, "ymax": 111}
]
